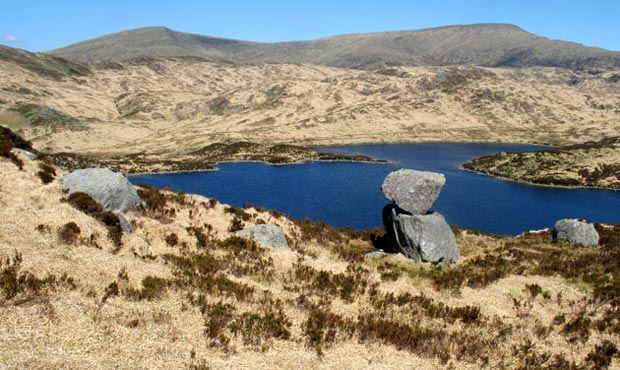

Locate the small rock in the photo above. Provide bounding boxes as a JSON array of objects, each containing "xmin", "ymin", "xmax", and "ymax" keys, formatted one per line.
[
  {"xmin": 552, "ymin": 218, "xmax": 599, "ymax": 247},
  {"xmin": 113, "ymin": 211, "xmax": 133, "ymax": 234},
  {"xmin": 381, "ymin": 169, "xmax": 445, "ymax": 215},
  {"xmin": 60, "ymin": 168, "xmax": 142, "ymax": 212},
  {"xmin": 364, "ymin": 250, "xmax": 388, "ymax": 259},
  {"xmin": 10, "ymin": 148, "xmax": 38, "ymax": 160},
  {"xmin": 236, "ymin": 224, "xmax": 289, "ymax": 249},
  {"xmin": 383, "ymin": 204, "xmax": 459, "ymax": 265}
]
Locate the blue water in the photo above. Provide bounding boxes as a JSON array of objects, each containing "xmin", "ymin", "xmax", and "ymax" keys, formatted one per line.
[{"xmin": 129, "ymin": 143, "xmax": 620, "ymax": 235}]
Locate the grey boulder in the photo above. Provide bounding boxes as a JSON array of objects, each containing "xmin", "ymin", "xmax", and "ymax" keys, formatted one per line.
[
  {"xmin": 60, "ymin": 168, "xmax": 142, "ymax": 212},
  {"xmin": 10, "ymin": 148, "xmax": 38, "ymax": 160},
  {"xmin": 552, "ymin": 218, "xmax": 599, "ymax": 247},
  {"xmin": 236, "ymin": 224, "xmax": 289, "ymax": 249},
  {"xmin": 383, "ymin": 205, "xmax": 459, "ymax": 264},
  {"xmin": 381, "ymin": 169, "xmax": 445, "ymax": 215}
]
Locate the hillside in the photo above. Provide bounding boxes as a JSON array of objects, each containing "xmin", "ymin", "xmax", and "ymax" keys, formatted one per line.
[
  {"xmin": 2, "ymin": 134, "xmax": 620, "ymax": 369},
  {"xmin": 464, "ymin": 137, "xmax": 620, "ymax": 189},
  {"xmin": 48, "ymin": 24, "xmax": 620, "ymax": 70},
  {"xmin": 1, "ymin": 47, "xmax": 620, "ymax": 158}
]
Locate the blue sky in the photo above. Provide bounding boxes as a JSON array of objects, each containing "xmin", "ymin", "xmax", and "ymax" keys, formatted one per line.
[{"xmin": 1, "ymin": 0, "xmax": 619, "ymax": 52}]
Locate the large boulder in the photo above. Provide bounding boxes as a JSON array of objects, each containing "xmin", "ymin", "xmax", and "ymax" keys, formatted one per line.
[
  {"xmin": 552, "ymin": 218, "xmax": 599, "ymax": 247},
  {"xmin": 236, "ymin": 224, "xmax": 289, "ymax": 249},
  {"xmin": 381, "ymin": 169, "xmax": 445, "ymax": 215},
  {"xmin": 60, "ymin": 168, "xmax": 142, "ymax": 212},
  {"xmin": 383, "ymin": 205, "xmax": 459, "ymax": 264}
]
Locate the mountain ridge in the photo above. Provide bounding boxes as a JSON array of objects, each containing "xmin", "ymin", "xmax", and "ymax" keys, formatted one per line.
[{"xmin": 47, "ymin": 23, "xmax": 620, "ymax": 70}]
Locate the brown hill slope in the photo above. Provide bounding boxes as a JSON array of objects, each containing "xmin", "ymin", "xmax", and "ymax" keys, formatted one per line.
[
  {"xmin": 48, "ymin": 24, "xmax": 620, "ymax": 70},
  {"xmin": 2, "ymin": 142, "xmax": 620, "ymax": 369},
  {"xmin": 1, "ymin": 47, "xmax": 620, "ymax": 156}
]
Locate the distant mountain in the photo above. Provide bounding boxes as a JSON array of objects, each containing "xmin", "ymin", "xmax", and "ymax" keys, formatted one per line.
[{"xmin": 48, "ymin": 24, "xmax": 620, "ymax": 70}]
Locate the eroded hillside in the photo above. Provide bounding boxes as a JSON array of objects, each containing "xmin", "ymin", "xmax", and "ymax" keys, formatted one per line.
[{"xmin": 1, "ymin": 53, "xmax": 620, "ymax": 156}]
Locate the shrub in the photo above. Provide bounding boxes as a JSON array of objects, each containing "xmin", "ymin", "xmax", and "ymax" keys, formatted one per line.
[
  {"xmin": 59, "ymin": 222, "xmax": 80, "ymax": 244},
  {"xmin": 525, "ymin": 283, "xmax": 543, "ymax": 298},
  {"xmin": 230, "ymin": 307, "xmax": 291, "ymax": 348},
  {"xmin": 228, "ymin": 217, "xmax": 244, "ymax": 232},
  {"xmin": 0, "ymin": 126, "xmax": 34, "ymax": 169},
  {"xmin": 584, "ymin": 340, "xmax": 618, "ymax": 369},
  {"xmin": 1, "ymin": 252, "xmax": 76, "ymax": 302},
  {"xmin": 37, "ymin": 170, "xmax": 54, "ymax": 184},
  {"xmin": 66, "ymin": 192, "xmax": 103, "ymax": 215},
  {"xmin": 165, "ymin": 233, "xmax": 179, "ymax": 247},
  {"xmin": 224, "ymin": 206, "xmax": 252, "ymax": 221},
  {"xmin": 302, "ymin": 308, "xmax": 348, "ymax": 356},
  {"xmin": 100, "ymin": 211, "xmax": 123, "ymax": 248},
  {"xmin": 65, "ymin": 193, "xmax": 123, "ymax": 247},
  {"xmin": 202, "ymin": 300, "xmax": 235, "ymax": 346},
  {"xmin": 187, "ymin": 226, "xmax": 209, "ymax": 248},
  {"xmin": 125, "ymin": 276, "xmax": 170, "ymax": 300},
  {"xmin": 37, "ymin": 162, "xmax": 56, "ymax": 184}
]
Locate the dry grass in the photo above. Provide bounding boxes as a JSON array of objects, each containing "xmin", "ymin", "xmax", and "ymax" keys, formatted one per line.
[{"xmin": 1, "ymin": 157, "xmax": 620, "ymax": 369}]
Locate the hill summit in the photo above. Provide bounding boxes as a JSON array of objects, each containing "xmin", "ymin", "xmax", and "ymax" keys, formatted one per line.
[{"xmin": 48, "ymin": 24, "xmax": 620, "ymax": 70}]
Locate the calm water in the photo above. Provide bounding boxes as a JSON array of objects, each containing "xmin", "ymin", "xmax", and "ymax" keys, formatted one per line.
[{"xmin": 130, "ymin": 143, "xmax": 620, "ymax": 235}]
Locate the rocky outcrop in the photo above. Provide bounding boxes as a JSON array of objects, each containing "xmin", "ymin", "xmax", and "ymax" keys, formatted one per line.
[
  {"xmin": 380, "ymin": 169, "xmax": 458, "ymax": 264},
  {"xmin": 236, "ymin": 224, "xmax": 289, "ymax": 249},
  {"xmin": 552, "ymin": 218, "xmax": 599, "ymax": 247},
  {"xmin": 381, "ymin": 169, "xmax": 445, "ymax": 215},
  {"xmin": 60, "ymin": 168, "xmax": 142, "ymax": 212}
]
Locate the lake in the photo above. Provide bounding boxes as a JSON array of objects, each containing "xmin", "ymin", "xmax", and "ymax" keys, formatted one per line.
[{"xmin": 129, "ymin": 143, "xmax": 620, "ymax": 235}]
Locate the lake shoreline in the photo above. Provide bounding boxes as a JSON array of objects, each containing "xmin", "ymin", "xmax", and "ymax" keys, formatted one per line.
[{"xmin": 461, "ymin": 167, "xmax": 620, "ymax": 192}]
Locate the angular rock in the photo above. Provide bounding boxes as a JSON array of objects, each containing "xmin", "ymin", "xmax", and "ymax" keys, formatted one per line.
[
  {"xmin": 552, "ymin": 218, "xmax": 599, "ymax": 247},
  {"xmin": 381, "ymin": 169, "xmax": 445, "ymax": 215},
  {"xmin": 10, "ymin": 148, "xmax": 38, "ymax": 160},
  {"xmin": 60, "ymin": 168, "xmax": 142, "ymax": 212},
  {"xmin": 236, "ymin": 224, "xmax": 289, "ymax": 249},
  {"xmin": 383, "ymin": 205, "xmax": 459, "ymax": 264}
]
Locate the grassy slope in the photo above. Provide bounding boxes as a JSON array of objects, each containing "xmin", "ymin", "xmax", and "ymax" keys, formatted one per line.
[
  {"xmin": 2, "ymin": 147, "xmax": 620, "ymax": 369},
  {"xmin": 47, "ymin": 24, "xmax": 620, "ymax": 70},
  {"xmin": 1, "ymin": 51, "xmax": 620, "ymax": 155},
  {"xmin": 464, "ymin": 137, "xmax": 620, "ymax": 189}
]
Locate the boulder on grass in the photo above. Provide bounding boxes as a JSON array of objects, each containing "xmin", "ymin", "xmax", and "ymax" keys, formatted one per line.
[
  {"xmin": 10, "ymin": 148, "xmax": 38, "ymax": 160},
  {"xmin": 381, "ymin": 169, "xmax": 445, "ymax": 215},
  {"xmin": 552, "ymin": 218, "xmax": 599, "ymax": 247},
  {"xmin": 236, "ymin": 224, "xmax": 289, "ymax": 249},
  {"xmin": 60, "ymin": 168, "xmax": 142, "ymax": 212},
  {"xmin": 383, "ymin": 205, "xmax": 459, "ymax": 265}
]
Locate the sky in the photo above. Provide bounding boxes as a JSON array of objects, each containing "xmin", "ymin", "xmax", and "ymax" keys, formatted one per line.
[{"xmin": 1, "ymin": 0, "xmax": 619, "ymax": 52}]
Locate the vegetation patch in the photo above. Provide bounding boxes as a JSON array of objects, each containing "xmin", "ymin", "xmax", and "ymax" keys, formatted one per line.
[
  {"xmin": 0, "ymin": 125, "xmax": 36, "ymax": 169},
  {"xmin": 64, "ymin": 192, "xmax": 123, "ymax": 247},
  {"xmin": 1, "ymin": 252, "xmax": 76, "ymax": 304},
  {"xmin": 11, "ymin": 103, "xmax": 84, "ymax": 131}
]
